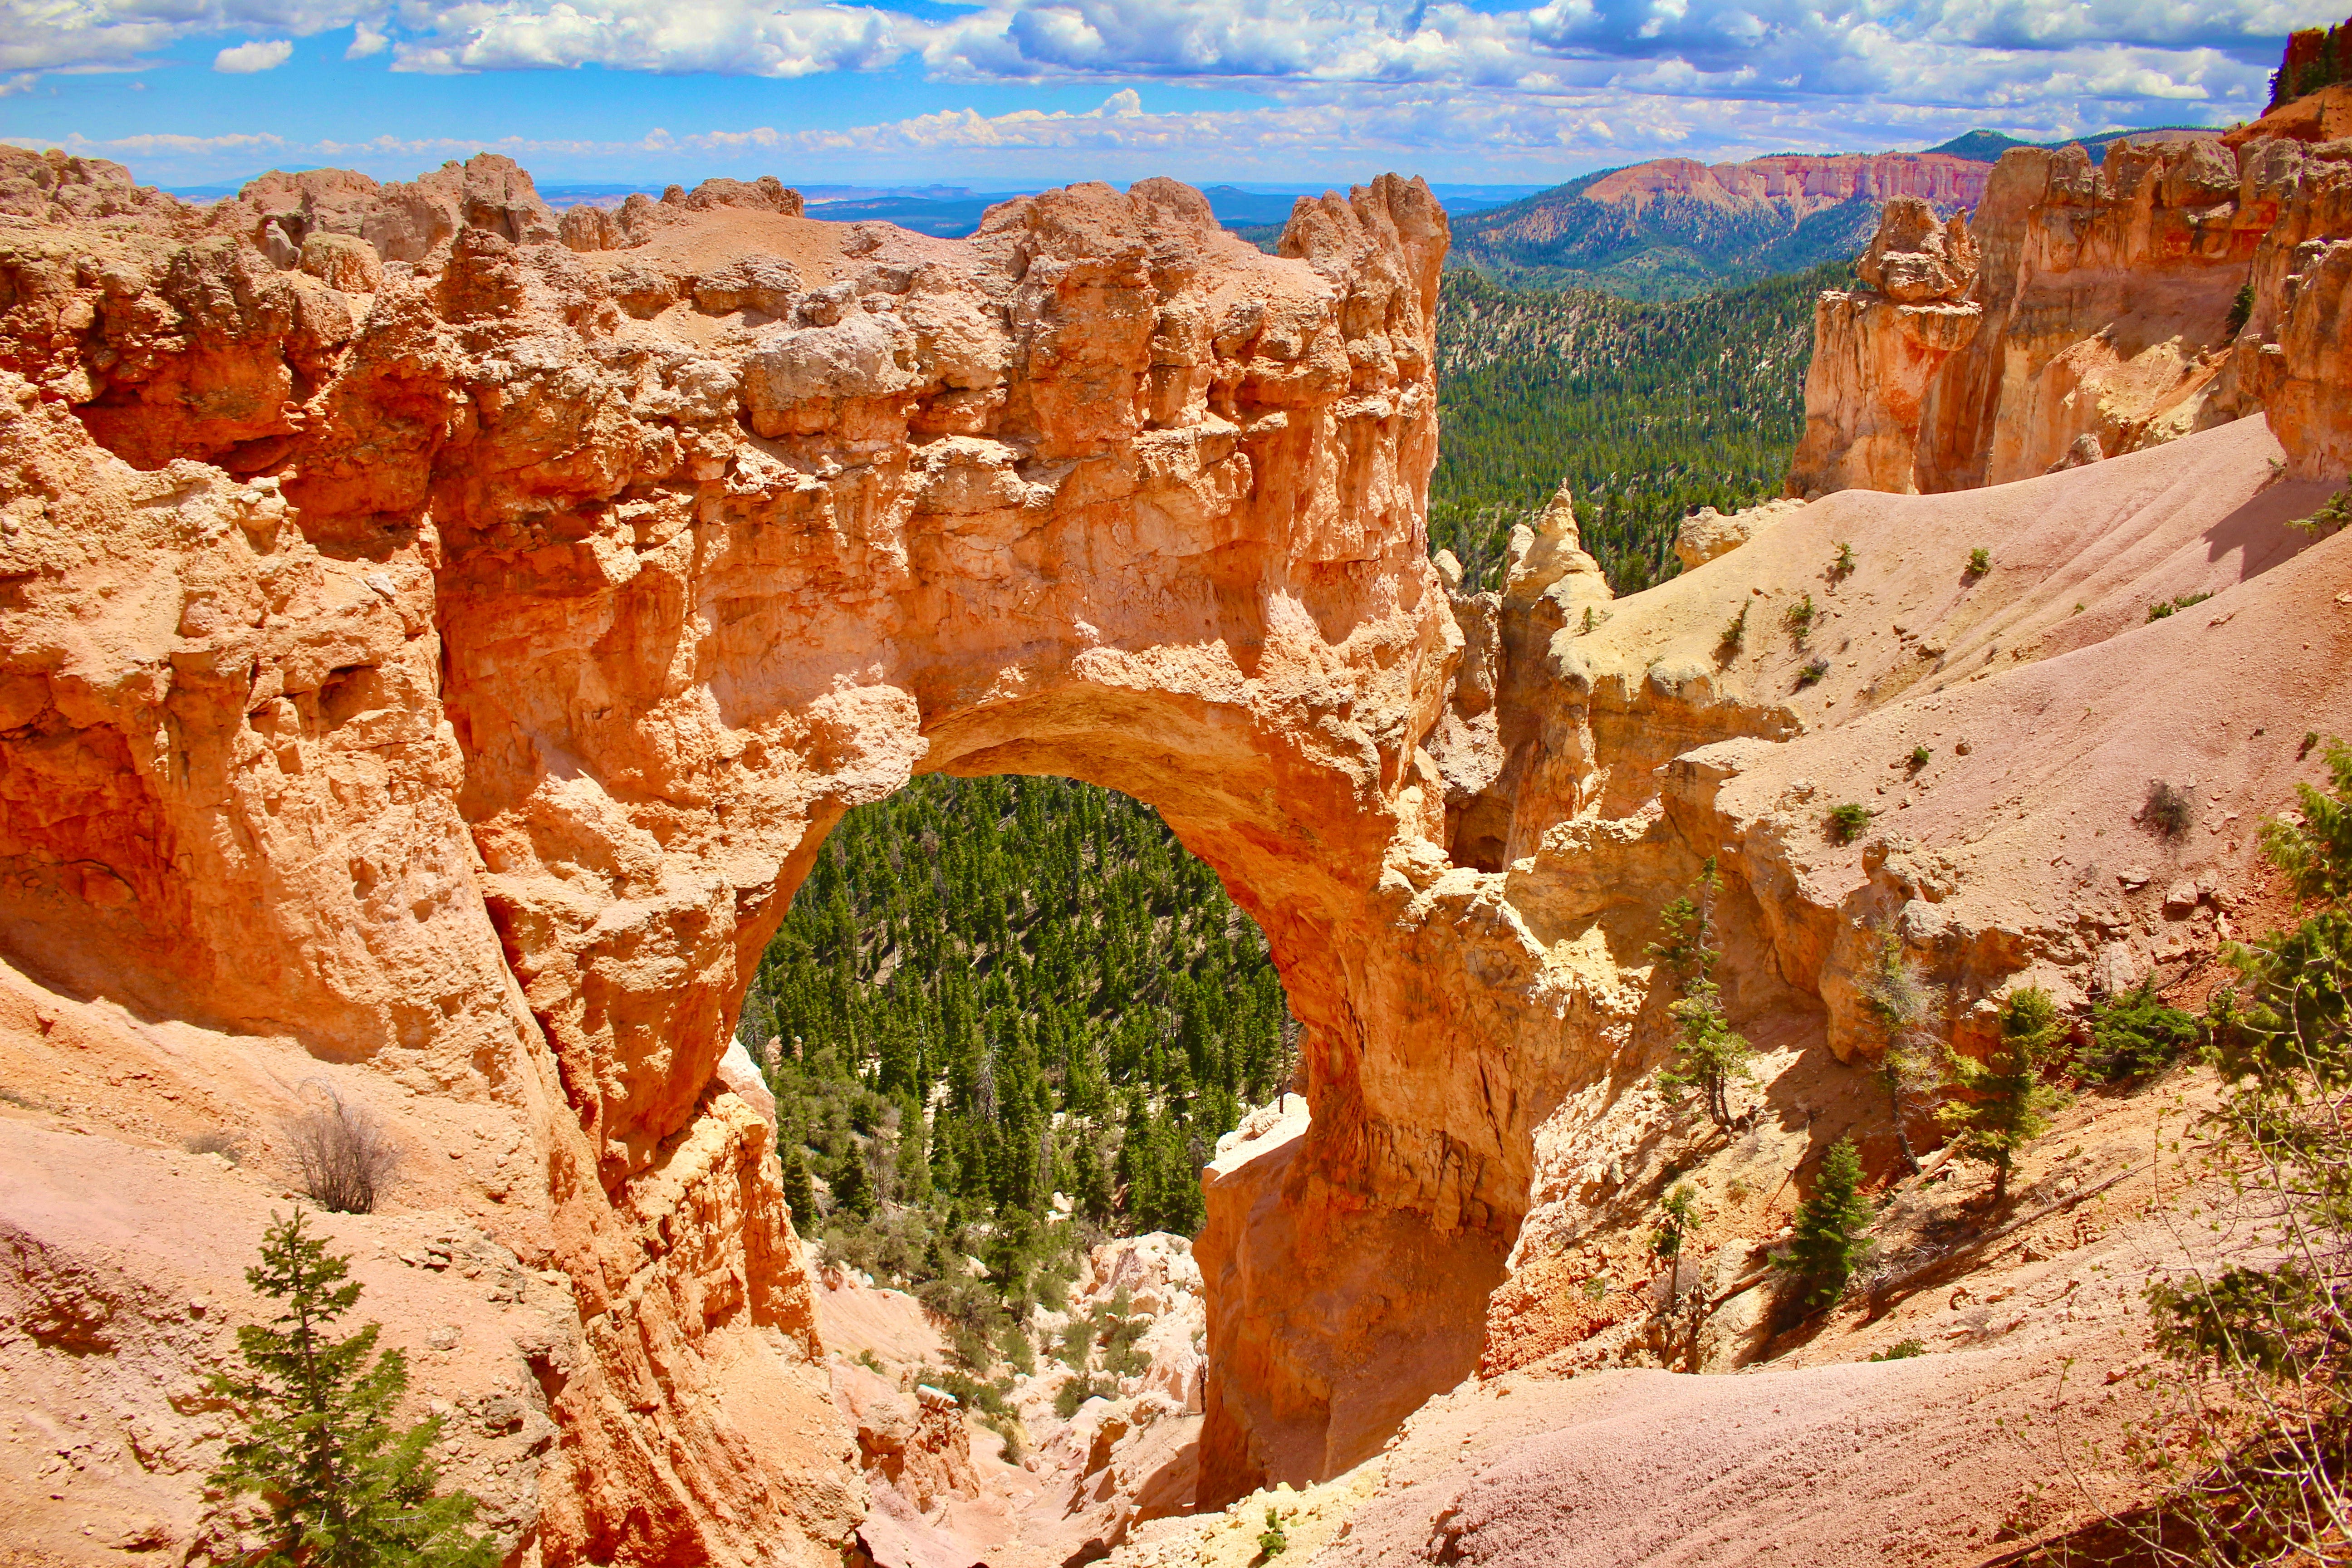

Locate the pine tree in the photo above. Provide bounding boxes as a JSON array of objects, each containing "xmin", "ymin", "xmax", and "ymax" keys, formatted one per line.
[
  {"xmin": 1653, "ymin": 1183, "xmax": 1698, "ymax": 1299},
  {"xmin": 1652, "ymin": 860, "xmax": 1755, "ymax": 1130},
  {"xmin": 1856, "ymin": 925, "xmax": 1946, "ymax": 1174},
  {"xmin": 780, "ymin": 1144, "xmax": 816, "ymax": 1228},
  {"xmin": 1777, "ymin": 1137, "xmax": 1875, "ymax": 1312},
  {"xmin": 207, "ymin": 1210, "xmax": 496, "ymax": 1568},
  {"xmin": 1940, "ymin": 988, "xmax": 2070, "ymax": 1205}
]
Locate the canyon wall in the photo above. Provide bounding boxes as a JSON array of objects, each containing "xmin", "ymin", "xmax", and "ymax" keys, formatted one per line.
[
  {"xmin": 1788, "ymin": 132, "xmax": 2257, "ymax": 497},
  {"xmin": 10, "ymin": 114, "xmax": 2352, "ymax": 1565},
  {"xmin": 0, "ymin": 146, "xmax": 1591, "ymax": 1556}
]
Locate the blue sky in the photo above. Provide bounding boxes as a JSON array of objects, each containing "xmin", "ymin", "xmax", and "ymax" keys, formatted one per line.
[{"xmin": 0, "ymin": 1, "xmax": 2332, "ymax": 191}]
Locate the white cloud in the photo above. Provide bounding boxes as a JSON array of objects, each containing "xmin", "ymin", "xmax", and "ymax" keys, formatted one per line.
[
  {"xmin": 387, "ymin": 1, "xmax": 907, "ymax": 76},
  {"xmin": 214, "ymin": 37, "xmax": 295, "ymax": 71},
  {"xmin": 347, "ymin": 19, "xmax": 388, "ymax": 56}
]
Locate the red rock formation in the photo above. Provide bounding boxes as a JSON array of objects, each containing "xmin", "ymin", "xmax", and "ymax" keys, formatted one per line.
[
  {"xmin": 0, "ymin": 146, "xmax": 1498, "ymax": 1556},
  {"xmin": 1790, "ymin": 133, "xmax": 2275, "ymax": 498},
  {"xmin": 1578, "ymin": 153, "xmax": 1989, "ymax": 218}
]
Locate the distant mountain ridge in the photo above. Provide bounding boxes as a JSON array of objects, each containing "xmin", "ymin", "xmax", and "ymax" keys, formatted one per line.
[
  {"xmin": 1926, "ymin": 126, "xmax": 2224, "ymax": 165},
  {"xmin": 1451, "ymin": 150, "xmax": 1991, "ymax": 300}
]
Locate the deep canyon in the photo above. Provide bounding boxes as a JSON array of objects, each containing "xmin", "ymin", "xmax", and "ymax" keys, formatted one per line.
[{"xmin": 1, "ymin": 89, "xmax": 2350, "ymax": 1566}]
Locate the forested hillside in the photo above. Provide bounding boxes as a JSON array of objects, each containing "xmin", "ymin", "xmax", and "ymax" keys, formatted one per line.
[
  {"xmin": 1429, "ymin": 262, "xmax": 1838, "ymax": 594},
  {"xmin": 744, "ymin": 776, "xmax": 1293, "ymax": 1347}
]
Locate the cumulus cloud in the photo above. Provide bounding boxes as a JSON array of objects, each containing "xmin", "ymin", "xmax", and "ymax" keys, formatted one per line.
[
  {"xmin": 3, "ymin": 0, "xmax": 2337, "ymax": 180},
  {"xmin": 386, "ymin": 0, "xmax": 906, "ymax": 75},
  {"xmin": 214, "ymin": 37, "xmax": 294, "ymax": 71}
]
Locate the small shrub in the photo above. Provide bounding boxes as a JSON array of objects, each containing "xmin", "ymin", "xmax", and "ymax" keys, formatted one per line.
[
  {"xmin": 1869, "ymin": 1338, "xmax": 1927, "ymax": 1362},
  {"xmin": 1832, "ymin": 541, "xmax": 1855, "ymax": 578},
  {"xmin": 2223, "ymin": 278, "xmax": 2254, "ymax": 337},
  {"xmin": 285, "ymin": 1086, "xmax": 402, "ymax": 1215},
  {"xmin": 1258, "ymin": 1506, "xmax": 1289, "ymax": 1559},
  {"xmin": 1718, "ymin": 602, "xmax": 1748, "ymax": 658},
  {"xmin": 184, "ymin": 1129, "xmax": 244, "ymax": 1164},
  {"xmin": 1054, "ymin": 1373, "xmax": 1115, "ymax": 1418},
  {"xmin": 1784, "ymin": 593, "xmax": 1816, "ymax": 644},
  {"xmin": 1965, "ymin": 546, "xmax": 1991, "ymax": 579},
  {"xmin": 2079, "ymin": 981, "xmax": 2202, "ymax": 1083},
  {"xmin": 1908, "ymin": 745, "xmax": 1931, "ymax": 772},
  {"xmin": 2142, "ymin": 779, "xmax": 2195, "ymax": 839},
  {"xmin": 2293, "ymin": 488, "xmax": 2352, "ymax": 537},
  {"xmin": 1580, "ymin": 1275, "xmax": 1609, "ymax": 1302},
  {"xmin": 2146, "ymin": 590, "xmax": 2213, "ymax": 622},
  {"xmin": 1777, "ymin": 1137, "xmax": 1874, "ymax": 1311},
  {"xmin": 1796, "ymin": 656, "xmax": 1830, "ymax": 689},
  {"xmin": 1826, "ymin": 803, "xmax": 1874, "ymax": 844}
]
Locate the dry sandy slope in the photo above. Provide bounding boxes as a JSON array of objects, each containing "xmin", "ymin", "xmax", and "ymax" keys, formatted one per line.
[{"xmin": 1115, "ymin": 412, "xmax": 2352, "ymax": 1567}]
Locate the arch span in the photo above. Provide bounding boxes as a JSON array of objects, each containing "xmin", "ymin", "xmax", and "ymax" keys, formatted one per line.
[{"xmin": 0, "ymin": 162, "xmax": 1599, "ymax": 1561}]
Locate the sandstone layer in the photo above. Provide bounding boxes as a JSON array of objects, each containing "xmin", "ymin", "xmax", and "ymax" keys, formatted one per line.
[
  {"xmin": 7, "ymin": 116, "xmax": 2352, "ymax": 1567},
  {"xmin": 0, "ymin": 146, "xmax": 1504, "ymax": 1557},
  {"xmin": 1789, "ymin": 133, "xmax": 2259, "ymax": 497}
]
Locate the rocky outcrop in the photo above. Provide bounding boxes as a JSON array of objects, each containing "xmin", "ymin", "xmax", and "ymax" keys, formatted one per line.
[
  {"xmin": 1789, "ymin": 133, "xmax": 2260, "ymax": 497},
  {"xmin": 0, "ymin": 150, "xmax": 1492, "ymax": 1558},
  {"xmin": 1787, "ymin": 198, "xmax": 1983, "ymax": 496}
]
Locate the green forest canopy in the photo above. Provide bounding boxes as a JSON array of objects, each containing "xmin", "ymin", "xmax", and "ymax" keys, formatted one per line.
[{"xmin": 1429, "ymin": 261, "xmax": 1840, "ymax": 595}]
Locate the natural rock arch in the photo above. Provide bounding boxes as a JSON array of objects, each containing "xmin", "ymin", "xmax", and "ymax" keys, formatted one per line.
[{"xmin": 0, "ymin": 155, "xmax": 1589, "ymax": 1560}]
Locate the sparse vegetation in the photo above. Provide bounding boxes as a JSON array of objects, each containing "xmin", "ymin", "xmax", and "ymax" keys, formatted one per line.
[
  {"xmin": 1784, "ymin": 593, "xmax": 1817, "ymax": 644},
  {"xmin": 2225, "ymin": 278, "xmax": 2254, "ymax": 338},
  {"xmin": 1966, "ymin": 546, "xmax": 1991, "ymax": 579},
  {"xmin": 1938, "ymin": 988, "xmax": 2070, "ymax": 1205},
  {"xmin": 2143, "ymin": 779, "xmax": 2195, "ymax": 839},
  {"xmin": 1258, "ymin": 1505, "xmax": 1289, "ymax": 1559},
  {"xmin": 1826, "ymin": 803, "xmax": 1874, "ymax": 844},
  {"xmin": 184, "ymin": 1129, "xmax": 244, "ymax": 1163},
  {"xmin": 2077, "ymin": 981, "xmax": 2202, "ymax": 1083},
  {"xmin": 2113, "ymin": 736, "xmax": 2352, "ymax": 1563},
  {"xmin": 2293, "ymin": 487, "xmax": 2352, "ymax": 538},
  {"xmin": 1797, "ymin": 656, "xmax": 1830, "ymax": 689},
  {"xmin": 1869, "ymin": 1338, "xmax": 1927, "ymax": 1362},
  {"xmin": 2146, "ymin": 590, "xmax": 2213, "ymax": 622},
  {"xmin": 1832, "ymin": 541, "xmax": 1856, "ymax": 579},
  {"xmin": 1778, "ymin": 1136, "xmax": 1875, "ymax": 1312},
  {"xmin": 284, "ymin": 1086, "xmax": 401, "ymax": 1215},
  {"xmin": 1856, "ymin": 925, "xmax": 1947, "ymax": 1174},
  {"xmin": 1651, "ymin": 859, "xmax": 1757, "ymax": 1132},
  {"xmin": 1908, "ymin": 745, "xmax": 1931, "ymax": 772},
  {"xmin": 1718, "ymin": 602, "xmax": 1749, "ymax": 659},
  {"xmin": 206, "ymin": 1210, "xmax": 495, "ymax": 1566}
]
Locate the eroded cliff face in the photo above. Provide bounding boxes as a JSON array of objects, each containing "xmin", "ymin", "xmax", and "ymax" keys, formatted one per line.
[
  {"xmin": 10, "ymin": 125, "xmax": 2352, "ymax": 1566},
  {"xmin": 0, "ymin": 146, "xmax": 1529, "ymax": 1557},
  {"xmin": 1788, "ymin": 133, "xmax": 2265, "ymax": 497}
]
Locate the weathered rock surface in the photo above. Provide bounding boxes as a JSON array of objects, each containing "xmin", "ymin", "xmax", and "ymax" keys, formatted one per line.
[
  {"xmin": 6, "ymin": 118, "xmax": 2352, "ymax": 1567},
  {"xmin": 1789, "ymin": 132, "xmax": 2261, "ymax": 498},
  {"xmin": 0, "ymin": 149, "xmax": 1490, "ymax": 1557}
]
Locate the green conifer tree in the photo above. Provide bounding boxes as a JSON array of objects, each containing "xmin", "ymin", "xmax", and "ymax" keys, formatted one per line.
[
  {"xmin": 1651, "ymin": 860, "xmax": 1756, "ymax": 1130},
  {"xmin": 780, "ymin": 1142, "xmax": 816, "ymax": 1228},
  {"xmin": 1777, "ymin": 1137, "xmax": 1875, "ymax": 1312},
  {"xmin": 1939, "ymin": 988, "xmax": 2070, "ymax": 1205},
  {"xmin": 207, "ymin": 1210, "xmax": 496, "ymax": 1568}
]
